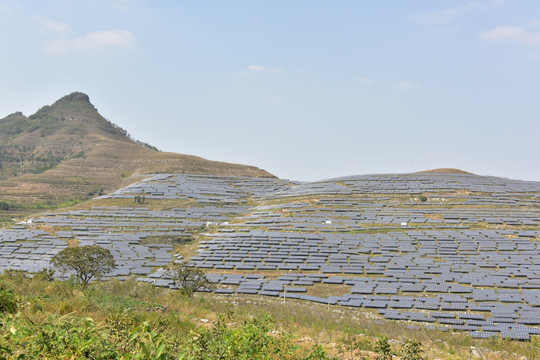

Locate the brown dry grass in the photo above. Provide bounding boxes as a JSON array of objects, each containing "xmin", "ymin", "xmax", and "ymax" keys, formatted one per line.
[
  {"xmin": 425, "ymin": 213, "xmax": 444, "ymax": 220},
  {"xmin": 305, "ymin": 283, "xmax": 351, "ymax": 298}
]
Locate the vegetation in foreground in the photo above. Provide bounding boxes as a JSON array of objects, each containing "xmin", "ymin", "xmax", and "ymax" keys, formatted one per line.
[
  {"xmin": 1, "ymin": 273, "xmax": 327, "ymax": 360},
  {"xmin": 0, "ymin": 272, "xmax": 539, "ymax": 359}
]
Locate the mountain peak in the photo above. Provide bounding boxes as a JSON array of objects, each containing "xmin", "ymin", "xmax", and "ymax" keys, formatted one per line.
[
  {"xmin": 57, "ymin": 92, "xmax": 91, "ymax": 104},
  {"xmin": 45, "ymin": 91, "xmax": 97, "ymax": 115},
  {"xmin": 29, "ymin": 91, "xmax": 98, "ymax": 123}
]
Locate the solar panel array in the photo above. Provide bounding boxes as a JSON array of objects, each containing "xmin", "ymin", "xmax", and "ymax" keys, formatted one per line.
[{"xmin": 1, "ymin": 172, "xmax": 539, "ymax": 340}]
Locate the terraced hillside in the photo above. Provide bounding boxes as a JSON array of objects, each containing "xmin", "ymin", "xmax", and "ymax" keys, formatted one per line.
[
  {"xmin": 1, "ymin": 171, "xmax": 539, "ymax": 343},
  {"xmin": 0, "ymin": 93, "xmax": 273, "ymax": 212}
]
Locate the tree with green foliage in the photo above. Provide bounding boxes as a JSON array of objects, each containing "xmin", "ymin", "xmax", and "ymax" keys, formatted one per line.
[
  {"xmin": 0, "ymin": 201, "xmax": 9, "ymax": 211},
  {"xmin": 134, "ymin": 195, "xmax": 146, "ymax": 204},
  {"xmin": 169, "ymin": 262, "xmax": 213, "ymax": 297},
  {"xmin": 418, "ymin": 195, "xmax": 428, "ymax": 202},
  {"xmin": 51, "ymin": 245, "xmax": 116, "ymax": 288}
]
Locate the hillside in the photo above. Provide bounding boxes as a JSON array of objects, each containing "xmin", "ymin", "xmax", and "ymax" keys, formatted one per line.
[
  {"xmin": 0, "ymin": 92, "xmax": 274, "ymax": 208},
  {"xmin": 0, "ymin": 171, "xmax": 539, "ymax": 358}
]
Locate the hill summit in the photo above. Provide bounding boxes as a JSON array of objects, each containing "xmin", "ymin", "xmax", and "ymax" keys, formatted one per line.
[
  {"xmin": 0, "ymin": 92, "xmax": 274, "ymax": 207},
  {"xmin": 0, "ymin": 92, "xmax": 134, "ymax": 148},
  {"xmin": 414, "ymin": 168, "xmax": 473, "ymax": 175}
]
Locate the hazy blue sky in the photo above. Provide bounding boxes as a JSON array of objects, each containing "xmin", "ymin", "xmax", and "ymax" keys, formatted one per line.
[{"xmin": 1, "ymin": 0, "xmax": 539, "ymax": 181}]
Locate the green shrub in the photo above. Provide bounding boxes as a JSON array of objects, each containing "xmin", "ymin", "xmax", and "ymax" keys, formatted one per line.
[
  {"xmin": 402, "ymin": 340, "xmax": 424, "ymax": 360},
  {"xmin": 304, "ymin": 345, "xmax": 330, "ymax": 360},
  {"xmin": 72, "ymin": 150, "xmax": 86, "ymax": 159},
  {"xmin": 2, "ymin": 269, "xmax": 27, "ymax": 281},
  {"xmin": 33, "ymin": 268, "xmax": 55, "ymax": 282},
  {"xmin": 0, "ymin": 282, "xmax": 17, "ymax": 314},
  {"xmin": 375, "ymin": 335, "xmax": 392, "ymax": 360},
  {"xmin": 2, "ymin": 315, "xmax": 119, "ymax": 359},
  {"xmin": 338, "ymin": 333, "xmax": 373, "ymax": 360},
  {"xmin": 126, "ymin": 321, "xmax": 171, "ymax": 360},
  {"xmin": 182, "ymin": 314, "xmax": 321, "ymax": 360}
]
